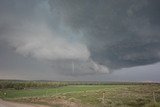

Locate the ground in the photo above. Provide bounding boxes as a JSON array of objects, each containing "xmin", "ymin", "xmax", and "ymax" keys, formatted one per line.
[
  {"xmin": 0, "ymin": 99, "xmax": 49, "ymax": 107},
  {"xmin": 1, "ymin": 84, "xmax": 160, "ymax": 107}
]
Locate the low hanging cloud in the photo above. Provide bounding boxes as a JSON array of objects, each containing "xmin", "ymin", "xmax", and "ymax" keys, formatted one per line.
[
  {"xmin": 49, "ymin": 0, "xmax": 160, "ymax": 69},
  {"xmin": 5, "ymin": 24, "xmax": 90, "ymax": 61},
  {"xmin": 0, "ymin": 0, "xmax": 160, "ymax": 76},
  {"xmin": 0, "ymin": 0, "xmax": 109, "ymax": 75},
  {"xmin": 2, "ymin": 20, "xmax": 109, "ymax": 75}
]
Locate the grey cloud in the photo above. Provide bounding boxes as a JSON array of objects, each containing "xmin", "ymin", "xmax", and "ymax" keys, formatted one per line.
[
  {"xmin": 0, "ymin": 0, "xmax": 160, "ymax": 77},
  {"xmin": 51, "ymin": 59, "xmax": 109, "ymax": 76},
  {"xmin": 49, "ymin": 0, "xmax": 160, "ymax": 69},
  {"xmin": 0, "ymin": 0, "xmax": 109, "ymax": 76}
]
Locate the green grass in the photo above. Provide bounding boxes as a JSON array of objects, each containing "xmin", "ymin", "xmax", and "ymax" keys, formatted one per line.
[
  {"xmin": 1, "ymin": 85, "xmax": 120, "ymax": 99},
  {"xmin": 1, "ymin": 84, "xmax": 160, "ymax": 107}
]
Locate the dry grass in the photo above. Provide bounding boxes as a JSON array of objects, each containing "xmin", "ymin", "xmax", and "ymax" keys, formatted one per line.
[{"xmin": 2, "ymin": 84, "xmax": 160, "ymax": 107}]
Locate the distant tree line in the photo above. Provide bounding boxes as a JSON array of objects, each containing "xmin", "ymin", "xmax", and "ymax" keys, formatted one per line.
[
  {"xmin": 0, "ymin": 80, "xmax": 159, "ymax": 90},
  {"xmin": 66, "ymin": 81, "xmax": 158, "ymax": 85},
  {"xmin": 0, "ymin": 80, "xmax": 68, "ymax": 90}
]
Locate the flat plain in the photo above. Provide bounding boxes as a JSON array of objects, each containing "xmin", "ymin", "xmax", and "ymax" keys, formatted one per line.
[{"xmin": 1, "ymin": 83, "xmax": 160, "ymax": 107}]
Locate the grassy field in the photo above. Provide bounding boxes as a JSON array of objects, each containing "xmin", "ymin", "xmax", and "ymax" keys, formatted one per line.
[{"xmin": 1, "ymin": 84, "xmax": 160, "ymax": 107}]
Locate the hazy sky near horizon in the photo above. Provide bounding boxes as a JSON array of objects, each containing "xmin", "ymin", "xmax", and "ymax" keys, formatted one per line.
[{"xmin": 0, "ymin": 0, "xmax": 160, "ymax": 81}]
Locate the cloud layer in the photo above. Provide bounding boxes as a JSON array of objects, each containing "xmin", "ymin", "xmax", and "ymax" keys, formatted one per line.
[
  {"xmin": 48, "ymin": 0, "xmax": 160, "ymax": 69},
  {"xmin": 0, "ymin": 0, "xmax": 160, "ymax": 76}
]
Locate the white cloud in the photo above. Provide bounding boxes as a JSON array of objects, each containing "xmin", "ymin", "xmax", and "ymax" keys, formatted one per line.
[
  {"xmin": 0, "ymin": 0, "xmax": 111, "ymax": 76},
  {"xmin": 5, "ymin": 22, "xmax": 90, "ymax": 61},
  {"xmin": 3, "ymin": 21, "xmax": 110, "ymax": 75}
]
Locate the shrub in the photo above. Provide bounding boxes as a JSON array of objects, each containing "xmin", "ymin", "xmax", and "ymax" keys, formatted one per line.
[{"xmin": 145, "ymin": 102, "xmax": 160, "ymax": 107}]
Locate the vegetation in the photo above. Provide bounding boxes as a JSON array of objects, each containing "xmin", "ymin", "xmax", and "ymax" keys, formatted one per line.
[
  {"xmin": 0, "ymin": 80, "xmax": 68, "ymax": 90},
  {"xmin": 0, "ymin": 80, "xmax": 160, "ymax": 107}
]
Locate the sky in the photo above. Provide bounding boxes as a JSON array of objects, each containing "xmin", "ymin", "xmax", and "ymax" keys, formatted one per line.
[{"xmin": 0, "ymin": 0, "xmax": 160, "ymax": 82}]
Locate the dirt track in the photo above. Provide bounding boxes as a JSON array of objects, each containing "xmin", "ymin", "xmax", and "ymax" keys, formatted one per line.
[{"xmin": 0, "ymin": 99, "xmax": 49, "ymax": 107}]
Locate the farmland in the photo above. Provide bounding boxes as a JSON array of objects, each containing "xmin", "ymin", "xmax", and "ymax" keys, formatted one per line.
[{"xmin": 0, "ymin": 80, "xmax": 160, "ymax": 107}]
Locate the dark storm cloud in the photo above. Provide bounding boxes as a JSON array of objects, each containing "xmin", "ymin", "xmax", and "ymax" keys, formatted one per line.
[
  {"xmin": 0, "ymin": 0, "xmax": 160, "ymax": 78},
  {"xmin": 49, "ymin": 0, "xmax": 160, "ymax": 69},
  {"xmin": 0, "ymin": 0, "xmax": 109, "ymax": 76}
]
